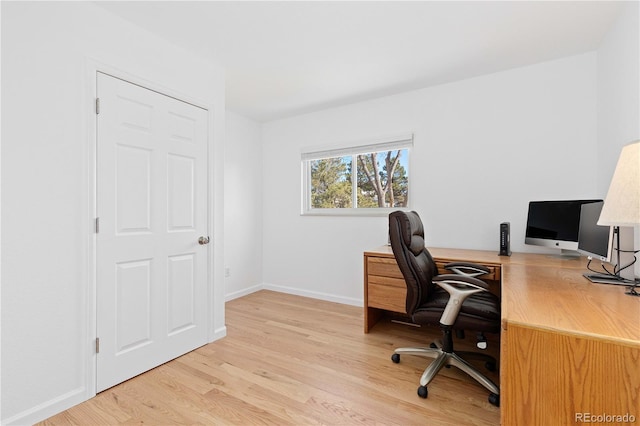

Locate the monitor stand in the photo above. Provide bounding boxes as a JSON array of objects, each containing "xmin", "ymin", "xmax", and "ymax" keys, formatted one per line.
[
  {"xmin": 583, "ymin": 273, "xmax": 628, "ymax": 285},
  {"xmin": 584, "ymin": 274, "xmax": 640, "ymax": 296},
  {"xmin": 548, "ymin": 249, "xmax": 581, "ymax": 259}
]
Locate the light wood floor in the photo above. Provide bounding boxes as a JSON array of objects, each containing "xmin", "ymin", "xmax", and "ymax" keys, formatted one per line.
[{"xmin": 40, "ymin": 290, "xmax": 500, "ymax": 425}]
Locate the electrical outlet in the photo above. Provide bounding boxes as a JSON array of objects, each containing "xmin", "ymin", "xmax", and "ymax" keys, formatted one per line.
[{"xmin": 224, "ymin": 267, "xmax": 231, "ymax": 278}]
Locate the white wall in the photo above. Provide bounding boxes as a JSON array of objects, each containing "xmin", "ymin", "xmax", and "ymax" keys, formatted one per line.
[
  {"xmin": 596, "ymin": 1, "xmax": 640, "ymax": 276},
  {"xmin": 262, "ymin": 53, "xmax": 599, "ymax": 305},
  {"xmin": 224, "ymin": 112, "xmax": 264, "ymax": 299},
  {"xmin": 597, "ymin": 1, "xmax": 640, "ymax": 190},
  {"xmin": 1, "ymin": 2, "xmax": 226, "ymax": 424}
]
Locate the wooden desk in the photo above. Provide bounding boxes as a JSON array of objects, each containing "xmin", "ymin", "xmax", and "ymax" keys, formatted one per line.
[{"xmin": 363, "ymin": 246, "xmax": 640, "ymax": 425}]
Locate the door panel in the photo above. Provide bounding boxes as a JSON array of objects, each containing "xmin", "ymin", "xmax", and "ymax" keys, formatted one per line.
[
  {"xmin": 168, "ymin": 254, "xmax": 196, "ymax": 334},
  {"xmin": 96, "ymin": 72, "xmax": 209, "ymax": 392},
  {"xmin": 167, "ymin": 154, "xmax": 196, "ymax": 230},
  {"xmin": 116, "ymin": 145, "xmax": 152, "ymax": 233},
  {"xmin": 115, "ymin": 259, "xmax": 152, "ymax": 353}
]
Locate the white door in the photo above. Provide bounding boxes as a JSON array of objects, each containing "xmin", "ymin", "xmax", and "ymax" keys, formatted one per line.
[{"xmin": 96, "ymin": 72, "xmax": 209, "ymax": 392}]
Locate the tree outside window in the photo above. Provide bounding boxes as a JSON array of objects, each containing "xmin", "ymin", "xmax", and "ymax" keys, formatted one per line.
[
  {"xmin": 356, "ymin": 150, "xmax": 408, "ymax": 208},
  {"xmin": 306, "ymin": 147, "xmax": 409, "ymax": 212},
  {"xmin": 310, "ymin": 157, "xmax": 353, "ymax": 208}
]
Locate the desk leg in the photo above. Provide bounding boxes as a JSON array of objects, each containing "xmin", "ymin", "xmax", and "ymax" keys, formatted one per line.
[{"xmin": 365, "ymin": 306, "xmax": 383, "ymax": 333}]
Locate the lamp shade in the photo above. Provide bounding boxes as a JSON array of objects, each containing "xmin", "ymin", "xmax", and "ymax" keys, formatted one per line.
[{"xmin": 598, "ymin": 140, "xmax": 640, "ymax": 226}]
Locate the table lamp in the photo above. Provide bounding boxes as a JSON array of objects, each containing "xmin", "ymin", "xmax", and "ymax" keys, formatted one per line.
[{"xmin": 597, "ymin": 140, "xmax": 640, "ymax": 295}]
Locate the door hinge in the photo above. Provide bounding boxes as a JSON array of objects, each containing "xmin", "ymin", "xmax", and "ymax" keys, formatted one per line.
[
  {"xmin": 95, "ymin": 98, "xmax": 100, "ymax": 115},
  {"xmin": 95, "ymin": 337, "xmax": 100, "ymax": 354},
  {"xmin": 95, "ymin": 217, "xmax": 100, "ymax": 233}
]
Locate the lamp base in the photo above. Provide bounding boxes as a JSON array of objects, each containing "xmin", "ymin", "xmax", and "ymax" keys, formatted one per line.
[{"xmin": 614, "ymin": 226, "xmax": 636, "ymax": 282}]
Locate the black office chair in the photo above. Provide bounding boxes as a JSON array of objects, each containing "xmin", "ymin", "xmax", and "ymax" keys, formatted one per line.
[{"xmin": 388, "ymin": 210, "xmax": 500, "ymax": 406}]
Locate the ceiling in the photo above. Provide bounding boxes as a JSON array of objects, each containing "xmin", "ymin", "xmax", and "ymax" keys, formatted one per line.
[{"xmin": 95, "ymin": 1, "xmax": 624, "ymax": 122}]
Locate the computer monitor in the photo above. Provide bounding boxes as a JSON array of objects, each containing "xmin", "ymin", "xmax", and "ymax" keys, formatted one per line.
[
  {"xmin": 525, "ymin": 199, "xmax": 602, "ymax": 256},
  {"xmin": 577, "ymin": 201, "xmax": 613, "ymax": 262}
]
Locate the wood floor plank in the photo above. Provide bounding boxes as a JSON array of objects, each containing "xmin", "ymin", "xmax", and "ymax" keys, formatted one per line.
[{"xmin": 39, "ymin": 290, "xmax": 500, "ymax": 425}]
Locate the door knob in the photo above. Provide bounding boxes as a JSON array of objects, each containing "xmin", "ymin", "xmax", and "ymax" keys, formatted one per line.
[{"xmin": 198, "ymin": 236, "xmax": 210, "ymax": 245}]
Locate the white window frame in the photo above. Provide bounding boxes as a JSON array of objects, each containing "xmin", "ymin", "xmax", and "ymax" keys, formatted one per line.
[{"xmin": 301, "ymin": 133, "xmax": 413, "ymax": 216}]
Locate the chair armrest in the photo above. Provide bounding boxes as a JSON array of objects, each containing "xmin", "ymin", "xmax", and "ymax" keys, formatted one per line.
[
  {"xmin": 433, "ymin": 274, "xmax": 490, "ymax": 291},
  {"xmin": 432, "ymin": 274, "xmax": 490, "ymax": 326},
  {"xmin": 444, "ymin": 261, "xmax": 490, "ymax": 278}
]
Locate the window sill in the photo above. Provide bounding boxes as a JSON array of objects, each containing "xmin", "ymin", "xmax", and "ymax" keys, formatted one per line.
[{"xmin": 301, "ymin": 207, "xmax": 411, "ymax": 217}]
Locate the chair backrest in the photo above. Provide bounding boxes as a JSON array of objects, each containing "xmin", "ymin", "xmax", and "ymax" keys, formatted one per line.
[{"xmin": 388, "ymin": 211, "xmax": 438, "ymax": 315}]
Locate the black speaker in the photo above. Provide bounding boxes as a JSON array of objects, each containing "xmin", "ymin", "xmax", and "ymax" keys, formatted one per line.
[{"xmin": 499, "ymin": 222, "xmax": 511, "ymax": 256}]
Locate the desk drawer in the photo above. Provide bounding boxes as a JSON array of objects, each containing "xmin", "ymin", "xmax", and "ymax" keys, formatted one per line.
[
  {"xmin": 367, "ymin": 256, "xmax": 403, "ymax": 279},
  {"xmin": 367, "ymin": 274, "xmax": 406, "ymax": 313},
  {"xmin": 435, "ymin": 261, "xmax": 500, "ymax": 281}
]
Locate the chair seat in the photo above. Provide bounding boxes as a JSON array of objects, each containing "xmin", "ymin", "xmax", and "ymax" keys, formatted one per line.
[{"xmin": 413, "ymin": 288, "xmax": 501, "ymax": 333}]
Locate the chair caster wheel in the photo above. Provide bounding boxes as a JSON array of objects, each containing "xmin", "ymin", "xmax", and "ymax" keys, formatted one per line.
[
  {"xmin": 485, "ymin": 361, "xmax": 496, "ymax": 372},
  {"xmin": 489, "ymin": 393, "xmax": 500, "ymax": 407},
  {"xmin": 417, "ymin": 386, "xmax": 428, "ymax": 398},
  {"xmin": 391, "ymin": 353, "xmax": 400, "ymax": 363},
  {"xmin": 429, "ymin": 342, "xmax": 438, "ymax": 349}
]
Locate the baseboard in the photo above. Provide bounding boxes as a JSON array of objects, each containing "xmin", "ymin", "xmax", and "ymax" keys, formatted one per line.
[
  {"xmin": 225, "ymin": 283, "xmax": 363, "ymax": 307},
  {"xmin": 262, "ymin": 282, "xmax": 363, "ymax": 307},
  {"xmin": 225, "ymin": 284, "xmax": 263, "ymax": 302},
  {"xmin": 2, "ymin": 386, "xmax": 90, "ymax": 425},
  {"xmin": 210, "ymin": 325, "xmax": 227, "ymax": 342}
]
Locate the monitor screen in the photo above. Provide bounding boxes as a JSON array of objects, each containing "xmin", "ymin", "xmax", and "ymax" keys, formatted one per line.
[
  {"xmin": 525, "ymin": 199, "xmax": 602, "ymax": 252},
  {"xmin": 578, "ymin": 201, "xmax": 613, "ymax": 262}
]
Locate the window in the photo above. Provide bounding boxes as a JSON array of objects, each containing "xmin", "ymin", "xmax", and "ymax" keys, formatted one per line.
[{"xmin": 302, "ymin": 134, "xmax": 412, "ymax": 215}]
